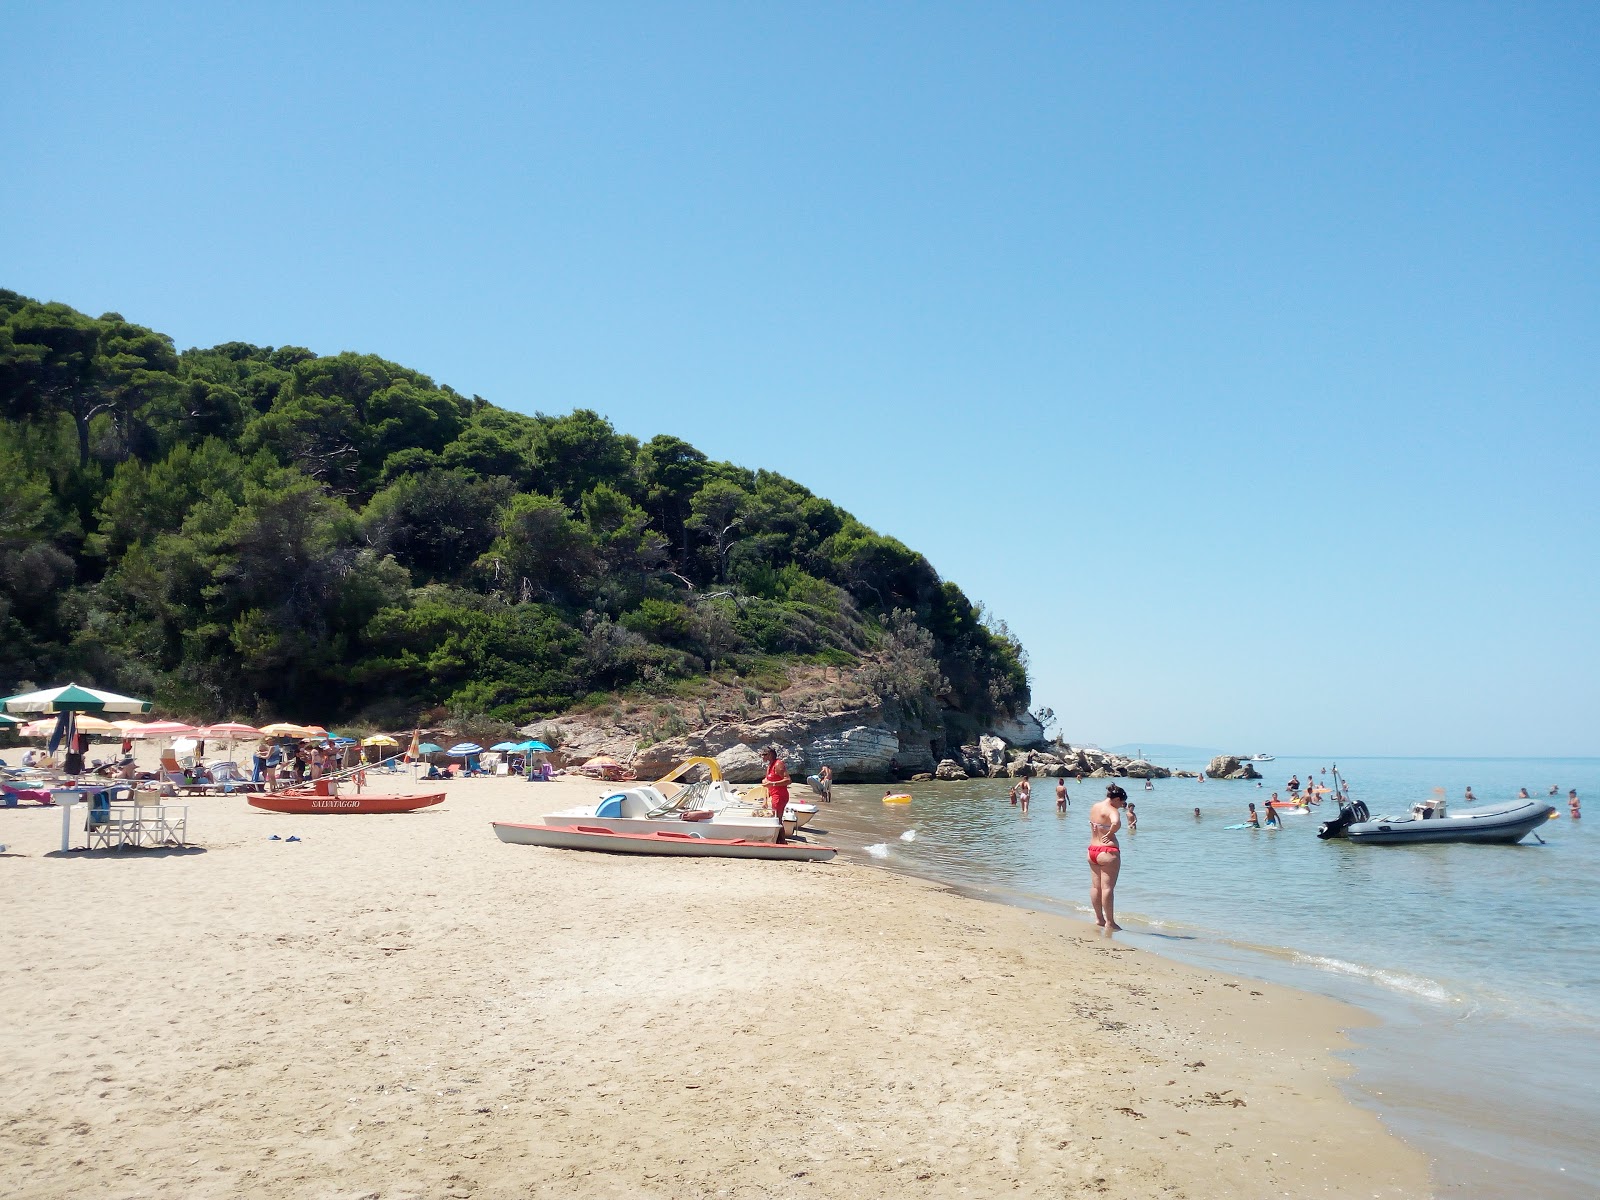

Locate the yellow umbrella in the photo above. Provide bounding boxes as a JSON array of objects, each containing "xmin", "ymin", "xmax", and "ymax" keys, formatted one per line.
[
  {"xmin": 258, "ymin": 722, "xmax": 313, "ymax": 737},
  {"xmin": 362, "ymin": 735, "xmax": 399, "ymax": 747}
]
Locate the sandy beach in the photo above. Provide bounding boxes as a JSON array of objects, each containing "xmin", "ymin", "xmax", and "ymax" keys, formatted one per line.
[{"xmin": 0, "ymin": 768, "xmax": 1429, "ymax": 1199}]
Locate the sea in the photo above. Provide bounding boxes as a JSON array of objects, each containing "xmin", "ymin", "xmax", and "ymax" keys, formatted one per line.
[{"xmin": 815, "ymin": 755, "xmax": 1597, "ymax": 1199}]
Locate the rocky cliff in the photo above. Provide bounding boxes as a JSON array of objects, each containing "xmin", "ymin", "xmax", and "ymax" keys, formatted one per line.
[{"xmin": 526, "ymin": 703, "xmax": 1175, "ymax": 784}]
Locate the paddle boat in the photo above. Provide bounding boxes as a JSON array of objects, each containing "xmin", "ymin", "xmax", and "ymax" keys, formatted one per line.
[
  {"xmin": 249, "ymin": 776, "xmax": 444, "ymax": 814},
  {"xmin": 538, "ymin": 757, "xmax": 783, "ymax": 842},
  {"xmin": 1317, "ymin": 796, "xmax": 1555, "ymax": 845},
  {"xmin": 492, "ymin": 821, "xmax": 836, "ymax": 861}
]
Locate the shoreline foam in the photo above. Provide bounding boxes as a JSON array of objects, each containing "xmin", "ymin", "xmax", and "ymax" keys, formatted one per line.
[{"xmin": 0, "ymin": 771, "xmax": 1428, "ymax": 1198}]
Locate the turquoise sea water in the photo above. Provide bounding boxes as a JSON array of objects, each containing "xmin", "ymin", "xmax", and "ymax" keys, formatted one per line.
[{"xmin": 817, "ymin": 756, "xmax": 1596, "ymax": 1199}]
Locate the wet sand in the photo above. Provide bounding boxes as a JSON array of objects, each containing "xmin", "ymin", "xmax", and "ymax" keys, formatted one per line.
[{"xmin": 0, "ymin": 768, "xmax": 1429, "ymax": 1198}]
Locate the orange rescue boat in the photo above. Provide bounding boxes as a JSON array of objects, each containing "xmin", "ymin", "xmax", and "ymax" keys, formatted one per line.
[{"xmin": 249, "ymin": 777, "xmax": 444, "ymax": 814}]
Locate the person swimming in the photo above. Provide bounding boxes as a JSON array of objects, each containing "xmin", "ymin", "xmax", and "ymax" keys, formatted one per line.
[
  {"xmin": 1465, "ymin": 786, "xmax": 1477, "ymax": 802},
  {"xmin": 1518, "ymin": 787, "xmax": 1530, "ymax": 799},
  {"xmin": 1193, "ymin": 807, "xmax": 1201, "ymax": 819}
]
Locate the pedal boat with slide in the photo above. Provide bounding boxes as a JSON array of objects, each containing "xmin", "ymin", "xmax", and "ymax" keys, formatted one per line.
[
  {"xmin": 1317, "ymin": 795, "xmax": 1555, "ymax": 845},
  {"xmin": 248, "ymin": 775, "xmax": 445, "ymax": 815},
  {"xmin": 538, "ymin": 757, "xmax": 817, "ymax": 842},
  {"xmin": 492, "ymin": 821, "xmax": 836, "ymax": 861}
]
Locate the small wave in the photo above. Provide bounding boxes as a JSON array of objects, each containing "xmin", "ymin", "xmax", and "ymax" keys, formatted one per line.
[
  {"xmin": 1292, "ymin": 953, "xmax": 1459, "ymax": 1004},
  {"xmin": 900, "ymin": 829, "xmax": 917, "ymax": 842},
  {"xmin": 865, "ymin": 843, "xmax": 890, "ymax": 859}
]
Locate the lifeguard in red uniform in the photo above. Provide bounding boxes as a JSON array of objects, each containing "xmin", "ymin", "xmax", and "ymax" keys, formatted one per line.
[{"xmin": 760, "ymin": 746, "xmax": 791, "ymax": 842}]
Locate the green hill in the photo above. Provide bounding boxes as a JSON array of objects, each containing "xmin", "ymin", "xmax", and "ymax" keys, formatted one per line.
[{"xmin": 0, "ymin": 288, "xmax": 1030, "ymax": 738}]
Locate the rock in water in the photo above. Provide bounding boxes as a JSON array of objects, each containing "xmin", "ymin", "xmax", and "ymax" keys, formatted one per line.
[
  {"xmin": 933, "ymin": 759, "xmax": 969, "ymax": 781},
  {"xmin": 1205, "ymin": 754, "xmax": 1262, "ymax": 780}
]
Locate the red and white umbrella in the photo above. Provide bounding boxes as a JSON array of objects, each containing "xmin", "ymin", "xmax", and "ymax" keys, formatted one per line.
[
  {"xmin": 196, "ymin": 723, "xmax": 261, "ymax": 739},
  {"xmin": 127, "ymin": 720, "xmax": 196, "ymax": 738}
]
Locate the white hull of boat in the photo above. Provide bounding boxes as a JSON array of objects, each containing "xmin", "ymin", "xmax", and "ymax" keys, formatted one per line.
[{"xmin": 492, "ymin": 821, "xmax": 836, "ymax": 861}]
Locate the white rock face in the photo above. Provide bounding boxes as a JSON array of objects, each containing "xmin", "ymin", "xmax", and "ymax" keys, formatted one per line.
[
  {"xmin": 985, "ymin": 712, "xmax": 1047, "ymax": 748},
  {"xmin": 713, "ymin": 742, "xmax": 767, "ymax": 783},
  {"xmin": 979, "ymin": 735, "xmax": 1008, "ymax": 771}
]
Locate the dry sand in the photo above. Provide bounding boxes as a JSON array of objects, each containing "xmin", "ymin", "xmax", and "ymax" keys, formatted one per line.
[{"xmin": 0, "ymin": 767, "xmax": 1431, "ymax": 1198}]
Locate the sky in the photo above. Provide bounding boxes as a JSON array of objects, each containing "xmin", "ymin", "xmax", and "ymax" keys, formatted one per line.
[{"xmin": 4, "ymin": 4, "xmax": 1596, "ymax": 755}]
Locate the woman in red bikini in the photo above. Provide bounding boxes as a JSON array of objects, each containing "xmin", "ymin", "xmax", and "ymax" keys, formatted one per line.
[{"xmin": 1088, "ymin": 784, "xmax": 1127, "ymax": 933}]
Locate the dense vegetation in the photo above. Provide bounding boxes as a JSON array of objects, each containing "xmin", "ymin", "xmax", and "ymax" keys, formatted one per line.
[{"xmin": 0, "ymin": 289, "xmax": 1029, "ymax": 736}]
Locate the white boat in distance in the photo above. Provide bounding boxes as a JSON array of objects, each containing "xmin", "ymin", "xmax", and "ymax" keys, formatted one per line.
[
  {"xmin": 1250, "ymin": 753, "xmax": 1276, "ymax": 762},
  {"xmin": 493, "ymin": 821, "xmax": 837, "ymax": 861}
]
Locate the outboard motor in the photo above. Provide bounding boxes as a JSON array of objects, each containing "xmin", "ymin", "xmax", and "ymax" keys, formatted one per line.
[{"xmin": 1318, "ymin": 798, "xmax": 1370, "ymax": 840}]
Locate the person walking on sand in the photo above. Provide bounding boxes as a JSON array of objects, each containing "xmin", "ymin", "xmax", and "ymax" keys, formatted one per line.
[
  {"xmin": 1088, "ymin": 785, "xmax": 1127, "ymax": 933},
  {"xmin": 1056, "ymin": 777, "xmax": 1068, "ymax": 813},
  {"xmin": 760, "ymin": 747, "xmax": 791, "ymax": 842}
]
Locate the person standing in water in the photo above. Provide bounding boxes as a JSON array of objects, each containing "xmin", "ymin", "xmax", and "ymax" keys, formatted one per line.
[
  {"xmin": 1464, "ymin": 786, "xmax": 1477, "ymax": 802},
  {"xmin": 1018, "ymin": 777, "xmax": 1031, "ymax": 812},
  {"xmin": 759, "ymin": 747, "xmax": 791, "ymax": 842},
  {"xmin": 1055, "ymin": 777, "xmax": 1068, "ymax": 813},
  {"xmin": 1126, "ymin": 802, "xmax": 1138, "ymax": 831},
  {"xmin": 1247, "ymin": 802, "xmax": 1260, "ymax": 828},
  {"xmin": 1263, "ymin": 803, "xmax": 1280, "ymax": 828},
  {"xmin": 818, "ymin": 764, "xmax": 833, "ymax": 802},
  {"xmin": 1569, "ymin": 789, "xmax": 1581, "ymax": 819},
  {"xmin": 1518, "ymin": 787, "xmax": 1530, "ymax": 799},
  {"xmin": 1088, "ymin": 784, "xmax": 1127, "ymax": 933}
]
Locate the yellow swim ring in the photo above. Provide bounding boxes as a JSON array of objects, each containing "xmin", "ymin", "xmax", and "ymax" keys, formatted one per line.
[{"xmin": 883, "ymin": 793, "xmax": 912, "ymax": 804}]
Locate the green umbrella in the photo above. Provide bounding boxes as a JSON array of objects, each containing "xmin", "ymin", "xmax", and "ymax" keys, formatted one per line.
[
  {"xmin": 418, "ymin": 742, "xmax": 444, "ymax": 754},
  {"xmin": 1, "ymin": 683, "xmax": 153, "ymax": 715}
]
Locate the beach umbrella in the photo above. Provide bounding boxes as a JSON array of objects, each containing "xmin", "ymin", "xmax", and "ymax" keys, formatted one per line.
[
  {"xmin": 196, "ymin": 722, "xmax": 261, "ymax": 739},
  {"xmin": 490, "ymin": 741, "xmax": 521, "ymax": 752},
  {"xmin": 0, "ymin": 712, "xmax": 19, "ymax": 726},
  {"xmin": 519, "ymin": 740, "xmax": 552, "ymax": 752},
  {"xmin": 447, "ymin": 742, "xmax": 485, "ymax": 756},
  {"xmin": 417, "ymin": 742, "xmax": 444, "ymax": 755},
  {"xmin": 17, "ymin": 715, "xmax": 116, "ymax": 736},
  {"xmin": 258, "ymin": 722, "xmax": 314, "ymax": 737},
  {"xmin": 0, "ymin": 682, "xmax": 152, "ymax": 715},
  {"xmin": 362, "ymin": 735, "xmax": 399, "ymax": 747},
  {"xmin": 130, "ymin": 720, "xmax": 196, "ymax": 738},
  {"xmin": 584, "ymin": 755, "xmax": 621, "ymax": 767}
]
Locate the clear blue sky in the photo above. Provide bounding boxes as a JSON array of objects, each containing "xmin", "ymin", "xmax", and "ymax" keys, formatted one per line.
[{"xmin": 5, "ymin": 4, "xmax": 1596, "ymax": 755}]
